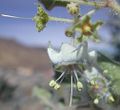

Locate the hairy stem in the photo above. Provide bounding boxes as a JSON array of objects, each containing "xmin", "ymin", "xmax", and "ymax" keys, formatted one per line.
[
  {"xmin": 56, "ymin": 0, "xmax": 106, "ymax": 7},
  {"xmin": 56, "ymin": 0, "xmax": 120, "ymax": 14},
  {"xmin": 49, "ymin": 16, "xmax": 73, "ymax": 23}
]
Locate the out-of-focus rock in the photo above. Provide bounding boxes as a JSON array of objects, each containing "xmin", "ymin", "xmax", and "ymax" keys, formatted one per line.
[{"xmin": 0, "ymin": 38, "xmax": 53, "ymax": 110}]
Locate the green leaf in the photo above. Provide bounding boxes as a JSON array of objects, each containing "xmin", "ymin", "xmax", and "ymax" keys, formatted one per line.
[
  {"xmin": 99, "ymin": 61, "xmax": 120, "ymax": 96},
  {"xmin": 33, "ymin": 86, "xmax": 52, "ymax": 100},
  {"xmin": 93, "ymin": 21, "xmax": 103, "ymax": 30},
  {"xmin": 39, "ymin": 0, "xmax": 69, "ymax": 10}
]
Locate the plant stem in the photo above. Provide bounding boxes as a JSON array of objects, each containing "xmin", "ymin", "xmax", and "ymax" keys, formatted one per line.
[
  {"xmin": 49, "ymin": 16, "xmax": 73, "ymax": 23},
  {"xmin": 0, "ymin": 13, "xmax": 74, "ymax": 23},
  {"xmin": 56, "ymin": 0, "xmax": 106, "ymax": 7},
  {"xmin": 56, "ymin": 0, "xmax": 120, "ymax": 14}
]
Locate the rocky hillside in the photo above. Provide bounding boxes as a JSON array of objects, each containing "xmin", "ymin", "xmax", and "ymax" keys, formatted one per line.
[
  {"xmin": 0, "ymin": 38, "xmax": 52, "ymax": 71},
  {"xmin": 0, "ymin": 38, "xmax": 54, "ymax": 110}
]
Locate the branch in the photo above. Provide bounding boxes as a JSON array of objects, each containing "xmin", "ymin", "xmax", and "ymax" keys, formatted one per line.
[
  {"xmin": 55, "ymin": 0, "xmax": 120, "ymax": 14},
  {"xmin": 0, "ymin": 13, "xmax": 73, "ymax": 23},
  {"xmin": 107, "ymin": 0, "xmax": 120, "ymax": 14},
  {"xmin": 56, "ymin": 0, "xmax": 106, "ymax": 7}
]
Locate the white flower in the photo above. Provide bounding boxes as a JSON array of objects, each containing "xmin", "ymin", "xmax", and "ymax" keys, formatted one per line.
[{"xmin": 47, "ymin": 41, "xmax": 97, "ymax": 66}]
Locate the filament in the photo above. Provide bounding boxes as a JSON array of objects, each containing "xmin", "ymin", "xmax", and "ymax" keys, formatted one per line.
[
  {"xmin": 55, "ymin": 70, "xmax": 66, "ymax": 82},
  {"xmin": 69, "ymin": 73, "xmax": 74, "ymax": 107},
  {"xmin": 73, "ymin": 69, "xmax": 79, "ymax": 81}
]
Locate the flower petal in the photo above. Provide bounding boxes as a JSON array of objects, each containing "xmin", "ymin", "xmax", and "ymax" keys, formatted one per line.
[
  {"xmin": 47, "ymin": 44, "xmax": 62, "ymax": 64},
  {"xmin": 47, "ymin": 42, "xmax": 89, "ymax": 65}
]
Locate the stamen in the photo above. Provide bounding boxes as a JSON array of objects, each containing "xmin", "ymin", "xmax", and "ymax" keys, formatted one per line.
[
  {"xmin": 54, "ymin": 83, "xmax": 61, "ymax": 90},
  {"xmin": 73, "ymin": 69, "xmax": 79, "ymax": 81},
  {"xmin": 55, "ymin": 70, "xmax": 66, "ymax": 82},
  {"xmin": 49, "ymin": 80, "xmax": 56, "ymax": 87},
  {"xmin": 76, "ymin": 65, "xmax": 85, "ymax": 77},
  {"xmin": 73, "ymin": 69, "xmax": 83, "ymax": 91},
  {"xmin": 59, "ymin": 73, "xmax": 66, "ymax": 84},
  {"xmin": 69, "ymin": 73, "xmax": 73, "ymax": 107}
]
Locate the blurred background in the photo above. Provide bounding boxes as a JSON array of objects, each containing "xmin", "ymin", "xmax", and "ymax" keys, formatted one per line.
[{"xmin": 0, "ymin": 0, "xmax": 120, "ymax": 110}]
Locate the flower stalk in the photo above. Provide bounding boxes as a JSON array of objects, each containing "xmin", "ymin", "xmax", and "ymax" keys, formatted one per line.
[{"xmin": 49, "ymin": 16, "xmax": 73, "ymax": 23}]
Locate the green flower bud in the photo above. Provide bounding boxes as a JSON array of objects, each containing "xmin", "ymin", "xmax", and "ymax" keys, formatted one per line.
[
  {"xmin": 67, "ymin": 2, "xmax": 79, "ymax": 15},
  {"xmin": 65, "ymin": 27, "xmax": 74, "ymax": 37},
  {"xmin": 33, "ymin": 5, "xmax": 49, "ymax": 32},
  {"xmin": 108, "ymin": 95, "xmax": 115, "ymax": 102},
  {"xmin": 77, "ymin": 81, "xmax": 83, "ymax": 91},
  {"xmin": 94, "ymin": 98, "xmax": 99, "ymax": 104},
  {"xmin": 36, "ymin": 21, "xmax": 45, "ymax": 32},
  {"xmin": 90, "ymin": 80, "xmax": 95, "ymax": 85}
]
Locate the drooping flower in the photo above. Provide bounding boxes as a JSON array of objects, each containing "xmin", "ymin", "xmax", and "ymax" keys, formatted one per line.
[
  {"xmin": 47, "ymin": 41, "xmax": 90, "ymax": 92},
  {"xmin": 47, "ymin": 41, "xmax": 114, "ymax": 106}
]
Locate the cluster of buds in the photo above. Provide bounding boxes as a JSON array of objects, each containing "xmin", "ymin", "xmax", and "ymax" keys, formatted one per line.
[
  {"xmin": 33, "ymin": 5, "xmax": 49, "ymax": 32},
  {"xmin": 84, "ymin": 67, "xmax": 115, "ymax": 104},
  {"xmin": 66, "ymin": 2, "xmax": 79, "ymax": 15}
]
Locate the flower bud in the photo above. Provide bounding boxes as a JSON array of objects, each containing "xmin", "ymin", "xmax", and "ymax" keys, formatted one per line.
[
  {"xmin": 90, "ymin": 80, "xmax": 95, "ymax": 85},
  {"xmin": 108, "ymin": 95, "xmax": 115, "ymax": 102},
  {"xmin": 94, "ymin": 98, "xmax": 99, "ymax": 104},
  {"xmin": 77, "ymin": 81, "xmax": 83, "ymax": 91},
  {"xmin": 67, "ymin": 2, "xmax": 79, "ymax": 15},
  {"xmin": 65, "ymin": 27, "xmax": 74, "ymax": 37},
  {"xmin": 33, "ymin": 5, "xmax": 49, "ymax": 32}
]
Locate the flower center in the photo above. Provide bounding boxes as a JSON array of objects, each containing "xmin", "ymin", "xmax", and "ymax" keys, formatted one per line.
[
  {"xmin": 82, "ymin": 24, "xmax": 93, "ymax": 35},
  {"xmin": 84, "ymin": 25, "xmax": 91, "ymax": 32}
]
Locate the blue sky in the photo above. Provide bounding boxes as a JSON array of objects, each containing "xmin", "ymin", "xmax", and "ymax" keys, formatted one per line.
[{"xmin": 0, "ymin": 0, "xmax": 112, "ymax": 47}]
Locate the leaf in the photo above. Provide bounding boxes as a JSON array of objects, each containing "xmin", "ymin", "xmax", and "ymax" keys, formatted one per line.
[
  {"xmin": 33, "ymin": 86, "xmax": 52, "ymax": 100},
  {"xmin": 39, "ymin": 0, "xmax": 69, "ymax": 10},
  {"xmin": 97, "ymin": 51, "xmax": 120, "ymax": 65},
  {"xmin": 99, "ymin": 61, "xmax": 120, "ymax": 96}
]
